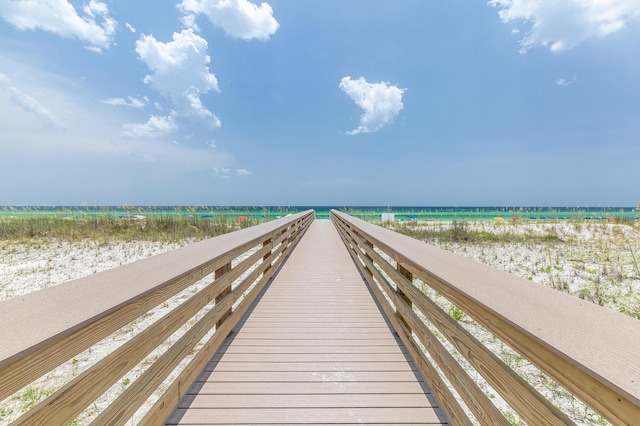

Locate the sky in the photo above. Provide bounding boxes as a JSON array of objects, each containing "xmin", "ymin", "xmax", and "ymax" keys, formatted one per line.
[{"xmin": 1, "ymin": 0, "xmax": 639, "ymax": 207}]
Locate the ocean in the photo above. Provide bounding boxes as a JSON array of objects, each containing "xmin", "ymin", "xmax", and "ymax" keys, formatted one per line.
[{"xmin": 0, "ymin": 206, "xmax": 637, "ymax": 222}]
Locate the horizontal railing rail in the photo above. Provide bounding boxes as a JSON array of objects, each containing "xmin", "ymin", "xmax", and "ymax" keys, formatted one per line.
[
  {"xmin": 0, "ymin": 209, "xmax": 314, "ymax": 425},
  {"xmin": 331, "ymin": 209, "xmax": 640, "ymax": 426}
]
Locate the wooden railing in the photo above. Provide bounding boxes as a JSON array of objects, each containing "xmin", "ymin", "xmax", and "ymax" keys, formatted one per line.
[
  {"xmin": 331, "ymin": 210, "xmax": 640, "ymax": 426},
  {"xmin": 0, "ymin": 210, "xmax": 314, "ymax": 425}
]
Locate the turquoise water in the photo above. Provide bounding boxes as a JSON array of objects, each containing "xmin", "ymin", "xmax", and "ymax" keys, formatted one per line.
[{"xmin": 0, "ymin": 206, "xmax": 637, "ymax": 222}]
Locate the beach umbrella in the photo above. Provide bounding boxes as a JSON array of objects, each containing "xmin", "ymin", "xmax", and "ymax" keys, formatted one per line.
[{"xmin": 236, "ymin": 216, "xmax": 248, "ymax": 221}]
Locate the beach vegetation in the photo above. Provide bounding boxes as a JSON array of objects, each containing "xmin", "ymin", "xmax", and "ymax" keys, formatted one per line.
[
  {"xmin": 14, "ymin": 385, "xmax": 54, "ymax": 413},
  {"xmin": 0, "ymin": 213, "xmax": 264, "ymax": 244},
  {"xmin": 384, "ymin": 219, "xmax": 563, "ymax": 245},
  {"xmin": 1, "ymin": 207, "xmax": 638, "ymax": 424},
  {"xmin": 449, "ymin": 305, "xmax": 466, "ymax": 321},
  {"xmin": 384, "ymin": 217, "xmax": 640, "ymax": 324}
]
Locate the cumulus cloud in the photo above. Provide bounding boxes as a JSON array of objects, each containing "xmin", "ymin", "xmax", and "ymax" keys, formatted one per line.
[
  {"xmin": 122, "ymin": 113, "xmax": 177, "ymax": 138},
  {"xmin": 0, "ymin": 0, "xmax": 117, "ymax": 52},
  {"xmin": 179, "ymin": 0, "xmax": 279, "ymax": 40},
  {"xmin": 235, "ymin": 168, "xmax": 253, "ymax": 176},
  {"xmin": 104, "ymin": 96, "xmax": 147, "ymax": 108},
  {"xmin": 489, "ymin": 0, "xmax": 640, "ymax": 52},
  {"xmin": 339, "ymin": 76, "xmax": 405, "ymax": 135},
  {"xmin": 0, "ymin": 73, "xmax": 65, "ymax": 129},
  {"xmin": 135, "ymin": 29, "xmax": 220, "ymax": 125}
]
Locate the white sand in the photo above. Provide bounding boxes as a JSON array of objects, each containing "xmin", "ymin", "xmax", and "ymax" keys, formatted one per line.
[
  {"xmin": 385, "ymin": 220, "xmax": 639, "ymax": 425},
  {"xmin": 414, "ymin": 220, "xmax": 640, "ymax": 313},
  {"xmin": 0, "ymin": 240, "xmax": 188, "ymax": 300},
  {"xmin": 1, "ymin": 221, "xmax": 638, "ymax": 424}
]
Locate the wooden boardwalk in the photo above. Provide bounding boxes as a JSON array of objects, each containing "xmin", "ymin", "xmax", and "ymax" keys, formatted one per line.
[{"xmin": 165, "ymin": 219, "xmax": 448, "ymax": 425}]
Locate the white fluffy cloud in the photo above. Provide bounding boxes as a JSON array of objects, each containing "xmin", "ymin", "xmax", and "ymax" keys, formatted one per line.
[
  {"xmin": 135, "ymin": 29, "xmax": 220, "ymax": 124},
  {"xmin": 489, "ymin": 0, "xmax": 640, "ymax": 52},
  {"xmin": 122, "ymin": 113, "xmax": 178, "ymax": 138},
  {"xmin": 339, "ymin": 76, "xmax": 405, "ymax": 135},
  {"xmin": 179, "ymin": 0, "xmax": 279, "ymax": 40},
  {"xmin": 0, "ymin": 0, "xmax": 117, "ymax": 52}
]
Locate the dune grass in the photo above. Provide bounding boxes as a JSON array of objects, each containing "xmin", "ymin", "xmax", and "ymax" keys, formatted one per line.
[
  {"xmin": 0, "ymin": 214, "xmax": 263, "ymax": 244},
  {"xmin": 386, "ymin": 218, "xmax": 564, "ymax": 244},
  {"xmin": 383, "ymin": 218, "xmax": 640, "ymax": 320}
]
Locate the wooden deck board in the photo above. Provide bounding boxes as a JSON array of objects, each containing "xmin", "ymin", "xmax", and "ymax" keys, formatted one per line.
[
  {"xmin": 193, "ymin": 381, "xmax": 429, "ymax": 394},
  {"xmin": 165, "ymin": 220, "xmax": 448, "ymax": 425},
  {"xmin": 167, "ymin": 407, "xmax": 444, "ymax": 424},
  {"xmin": 179, "ymin": 393, "xmax": 437, "ymax": 409}
]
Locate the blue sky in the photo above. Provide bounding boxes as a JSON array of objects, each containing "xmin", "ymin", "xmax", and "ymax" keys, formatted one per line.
[{"xmin": 1, "ymin": 0, "xmax": 639, "ymax": 207}]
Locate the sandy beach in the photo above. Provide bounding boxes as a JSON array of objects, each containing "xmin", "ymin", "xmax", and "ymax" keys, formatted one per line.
[{"xmin": 1, "ymin": 219, "xmax": 638, "ymax": 424}]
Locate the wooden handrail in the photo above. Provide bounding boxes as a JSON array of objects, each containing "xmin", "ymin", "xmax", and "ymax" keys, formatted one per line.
[
  {"xmin": 331, "ymin": 209, "xmax": 640, "ymax": 426},
  {"xmin": 0, "ymin": 210, "xmax": 314, "ymax": 425}
]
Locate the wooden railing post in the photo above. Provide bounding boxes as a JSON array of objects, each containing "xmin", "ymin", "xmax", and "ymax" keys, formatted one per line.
[
  {"xmin": 330, "ymin": 209, "xmax": 640, "ymax": 425},
  {"xmin": 363, "ymin": 237, "xmax": 374, "ymax": 278},
  {"xmin": 263, "ymin": 237, "xmax": 273, "ymax": 273},
  {"xmin": 0, "ymin": 209, "xmax": 315, "ymax": 425},
  {"xmin": 215, "ymin": 262, "xmax": 232, "ymax": 330},
  {"xmin": 397, "ymin": 262, "xmax": 413, "ymax": 334}
]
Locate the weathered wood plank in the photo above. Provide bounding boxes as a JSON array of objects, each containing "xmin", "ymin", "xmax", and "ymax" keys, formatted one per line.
[
  {"xmin": 166, "ymin": 407, "xmax": 444, "ymax": 425},
  {"xmin": 166, "ymin": 220, "xmax": 447, "ymax": 425},
  {"xmin": 218, "ymin": 344, "xmax": 406, "ymax": 354},
  {"xmin": 338, "ymin": 224, "xmax": 511, "ymax": 425},
  {"xmin": 192, "ymin": 381, "xmax": 429, "ymax": 395},
  {"xmin": 140, "ymin": 216, "xmax": 314, "ymax": 425},
  {"xmin": 332, "ymin": 209, "xmax": 640, "ymax": 425},
  {"xmin": 225, "ymin": 338, "xmax": 402, "ymax": 347},
  {"xmin": 208, "ymin": 361, "xmax": 416, "ymax": 372},
  {"xmin": 333, "ymin": 216, "xmax": 473, "ymax": 426},
  {"xmin": 200, "ymin": 370, "xmax": 423, "ymax": 383},
  {"xmin": 230, "ymin": 332, "xmax": 397, "ymax": 340},
  {"xmin": 180, "ymin": 393, "xmax": 437, "ymax": 409},
  {"xmin": 210, "ymin": 353, "xmax": 409, "ymax": 362},
  {"xmin": 0, "ymin": 211, "xmax": 314, "ymax": 403}
]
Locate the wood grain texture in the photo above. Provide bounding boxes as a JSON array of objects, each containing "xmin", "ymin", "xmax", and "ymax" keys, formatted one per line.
[
  {"xmin": 140, "ymin": 214, "xmax": 314, "ymax": 425},
  {"xmin": 340, "ymin": 222, "xmax": 568, "ymax": 425},
  {"xmin": 164, "ymin": 220, "xmax": 449, "ymax": 425},
  {"xmin": 333, "ymin": 217, "xmax": 473, "ymax": 426},
  {"xmin": 1, "ymin": 211, "xmax": 314, "ymax": 425},
  {"xmin": 332, "ymin": 209, "xmax": 640, "ymax": 425}
]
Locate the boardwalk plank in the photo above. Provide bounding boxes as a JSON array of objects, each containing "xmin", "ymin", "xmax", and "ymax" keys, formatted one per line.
[
  {"xmin": 210, "ymin": 353, "xmax": 409, "ymax": 362},
  {"xmin": 209, "ymin": 361, "xmax": 415, "ymax": 372},
  {"xmin": 179, "ymin": 393, "xmax": 436, "ymax": 408},
  {"xmin": 166, "ymin": 220, "xmax": 448, "ymax": 425},
  {"xmin": 200, "ymin": 371, "xmax": 421, "ymax": 383},
  {"xmin": 218, "ymin": 345, "xmax": 406, "ymax": 354},
  {"xmin": 193, "ymin": 381, "xmax": 430, "ymax": 395},
  {"xmin": 166, "ymin": 407, "xmax": 443, "ymax": 424}
]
